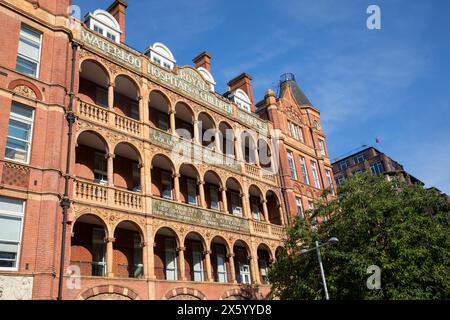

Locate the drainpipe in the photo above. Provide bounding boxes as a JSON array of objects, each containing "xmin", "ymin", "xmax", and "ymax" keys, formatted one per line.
[{"xmin": 57, "ymin": 41, "xmax": 79, "ymax": 300}]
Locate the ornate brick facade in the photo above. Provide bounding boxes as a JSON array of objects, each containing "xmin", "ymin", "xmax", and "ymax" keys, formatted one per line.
[{"xmin": 0, "ymin": 0, "xmax": 335, "ymax": 300}]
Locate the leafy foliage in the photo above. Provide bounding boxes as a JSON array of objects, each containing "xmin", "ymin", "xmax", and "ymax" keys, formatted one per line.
[{"xmin": 268, "ymin": 173, "xmax": 450, "ymax": 300}]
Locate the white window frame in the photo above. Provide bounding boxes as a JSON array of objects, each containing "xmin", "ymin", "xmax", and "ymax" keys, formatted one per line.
[
  {"xmin": 164, "ymin": 238, "xmax": 178, "ymax": 280},
  {"xmin": 295, "ymin": 197, "xmax": 304, "ymax": 218},
  {"xmin": 300, "ymin": 156, "xmax": 310, "ymax": 185},
  {"xmin": 191, "ymin": 242, "xmax": 204, "ymax": 282},
  {"xmin": 287, "ymin": 151, "xmax": 297, "ymax": 180},
  {"xmin": 325, "ymin": 170, "xmax": 335, "ymax": 196},
  {"xmin": 187, "ymin": 178, "xmax": 198, "ymax": 205},
  {"xmin": 259, "ymin": 258, "xmax": 269, "ymax": 284},
  {"xmin": 5, "ymin": 103, "xmax": 35, "ymax": 164},
  {"xmin": 370, "ymin": 161, "xmax": 385, "ymax": 175},
  {"xmin": 161, "ymin": 171, "xmax": 173, "ymax": 200},
  {"xmin": 338, "ymin": 160, "xmax": 349, "ymax": 171},
  {"xmin": 354, "ymin": 154, "xmax": 367, "ymax": 164},
  {"xmin": 311, "ymin": 161, "xmax": 321, "ymax": 189},
  {"xmin": 209, "ymin": 185, "xmax": 219, "ymax": 210},
  {"xmin": 94, "ymin": 152, "xmax": 108, "ymax": 185},
  {"xmin": 319, "ymin": 139, "xmax": 326, "ymax": 156},
  {"xmin": 17, "ymin": 25, "xmax": 42, "ymax": 78},
  {"xmin": 336, "ymin": 176, "xmax": 345, "ymax": 185},
  {"xmin": 215, "ymin": 246, "xmax": 228, "ymax": 283},
  {"xmin": 250, "ymin": 197, "xmax": 261, "ymax": 221},
  {"xmin": 0, "ymin": 197, "xmax": 25, "ymax": 271},
  {"xmin": 230, "ymin": 191, "xmax": 242, "ymax": 216}
]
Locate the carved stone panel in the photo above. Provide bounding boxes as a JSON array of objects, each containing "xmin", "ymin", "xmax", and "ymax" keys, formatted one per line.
[{"xmin": 0, "ymin": 276, "xmax": 33, "ymax": 300}]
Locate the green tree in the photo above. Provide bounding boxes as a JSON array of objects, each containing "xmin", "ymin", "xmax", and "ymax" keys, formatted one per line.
[{"xmin": 269, "ymin": 173, "xmax": 450, "ymax": 300}]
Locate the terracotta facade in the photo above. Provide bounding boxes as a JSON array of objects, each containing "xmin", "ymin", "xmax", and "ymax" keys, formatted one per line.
[{"xmin": 0, "ymin": 0, "xmax": 335, "ymax": 300}]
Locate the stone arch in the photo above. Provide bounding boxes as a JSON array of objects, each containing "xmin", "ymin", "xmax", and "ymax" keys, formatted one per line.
[
  {"xmin": 78, "ymin": 285, "xmax": 140, "ymax": 300},
  {"xmin": 112, "ymin": 141, "xmax": 143, "ymax": 164},
  {"xmin": 113, "ymin": 72, "xmax": 142, "ymax": 94},
  {"xmin": 163, "ymin": 287, "xmax": 207, "ymax": 300},
  {"xmin": 8, "ymin": 79, "xmax": 43, "ymax": 101},
  {"xmin": 111, "ymin": 219, "xmax": 146, "ymax": 243},
  {"xmin": 72, "ymin": 212, "xmax": 110, "ymax": 237},
  {"xmin": 220, "ymin": 289, "xmax": 252, "ymax": 300},
  {"xmin": 79, "ymin": 58, "xmax": 112, "ymax": 85},
  {"xmin": 75, "ymin": 128, "xmax": 111, "ymax": 153},
  {"xmin": 153, "ymin": 226, "xmax": 181, "ymax": 248}
]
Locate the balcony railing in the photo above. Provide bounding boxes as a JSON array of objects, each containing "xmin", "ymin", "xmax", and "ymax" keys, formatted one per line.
[
  {"xmin": 74, "ymin": 179, "xmax": 107, "ymax": 204},
  {"xmin": 114, "ymin": 188, "xmax": 142, "ymax": 210},
  {"xmin": 114, "ymin": 113, "xmax": 141, "ymax": 136},
  {"xmin": 251, "ymin": 220, "xmax": 285, "ymax": 238},
  {"xmin": 73, "ymin": 178, "xmax": 142, "ymax": 212},
  {"xmin": 245, "ymin": 163, "xmax": 260, "ymax": 177},
  {"xmin": 78, "ymin": 100, "xmax": 108, "ymax": 125}
]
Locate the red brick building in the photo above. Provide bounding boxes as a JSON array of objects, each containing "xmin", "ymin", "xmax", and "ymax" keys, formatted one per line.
[{"xmin": 0, "ymin": 0, "xmax": 335, "ymax": 300}]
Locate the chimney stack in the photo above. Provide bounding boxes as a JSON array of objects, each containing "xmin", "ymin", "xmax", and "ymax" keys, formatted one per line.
[
  {"xmin": 107, "ymin": 0, "xmax": 128, "ymax": 43},
  {"xmin": 193, "ymin": 51, "xmax": 212, "ymax": 72},
  {"xmin": 228, "ymin": 73, "xmax": 256, "ymax": 112}
]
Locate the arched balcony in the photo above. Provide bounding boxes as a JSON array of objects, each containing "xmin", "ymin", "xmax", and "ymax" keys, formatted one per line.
[
  {"xmin": 113, "ymin": 75, "xmax": 140, "ymax": 121},
  {"xmin": 149, "ymin": 91, "xmax": 170, "ymax": 132},
  {"xmin": 78, "ymin": 60, "xmax": 109, "ymax": 108},
  {"xmin": 266, "ymin": 190, "xmax": 283, "ymax": 225},
  {"xmin": 258, "ymin": 139, "xmax": 272, "ymax": 170},
  {"xmin": 154, "ymin": 227, "xmax": 180, "ymax": 281},
  {"xmin": 257, "ymin": 244, "xmax": 272, "ymax": 285},
  {"xmin": 113, "ymin": 143, "xmax": 141, "ymax": 192},
  {"xmin": 113, "ymin": 221, "xmax": 144, "ymax": 279},
  {"xmin": 204, "ymin": 171, "xmax": 224, "ymax": 211},
  {"xmin": 75, "ymin": 131, "xmax": 109, "ymax": 184},
  {"xmin": 183, "ymin": 232, "xmax": 207, "ymax": 282},
  {"xmin": 233, "ymin": 241, "xmax": 252, "ymax": 284},
  {"xmin": 175, "ymin": 102, "xmax": 194, "ymax": 141},
  {"xmin": 249, "ymin": 185, "xmax": 264, "ymax": 221},
  {"xmin": 241, "ymin": 131, "xmax": 257, "ymax": 165},
  {"xmin": 179, "ymin": 164, "xmax": 200, "ymax": 206},
  {"xmin": 198, "ymin": 112, "xmax": 216, "ymax": 149},
  {"xmin": 211, "ymin": 236, "xmax": 231, "ymax": 283},
  {"xmin": 226, "ymin": 178, "xmax": 244, "ymax": 217},
  {"xmin": 151, "ymin": 155, "xmax": 175, "ymax": 200},
  {"xmin": 70, "ymin": 214, "xmax": 108, "ymax": 277},
  {"xmin": 219, "ymin": 121, "xmax": 235, "ymax": 158}
]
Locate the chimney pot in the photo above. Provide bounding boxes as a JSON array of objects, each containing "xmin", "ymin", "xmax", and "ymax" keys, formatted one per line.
[
  {"xmin": 107, "ymin": 0, "xmax": 128, "ymax": 43},
  {"xmin": 193, "ymin": 51, "xmax": 212, "ymax": 72},
  {"xmin": 228, "ymin": 73, "xmax": 256, "ymax": 112}
]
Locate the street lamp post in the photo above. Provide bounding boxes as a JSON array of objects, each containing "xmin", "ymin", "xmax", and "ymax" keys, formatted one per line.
[{"xmin": 300, "ymin": 237, "xmax": 339, "ymax": 300}]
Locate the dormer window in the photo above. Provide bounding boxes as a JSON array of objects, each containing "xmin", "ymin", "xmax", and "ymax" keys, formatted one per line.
[
  {"xmin": 230, "ymin": 89, "xmax": 251, "ymax": 112},
  {"xmin": 145, "ymin": 42, "xmax": 176, "ymax": 70},
  {"xmin": 197, "ymin": 67, "xmax": 216, "ymax": 92},
  {"xmin": 85, "ymin": 10, "xmax": 122, "ymax": 44}
]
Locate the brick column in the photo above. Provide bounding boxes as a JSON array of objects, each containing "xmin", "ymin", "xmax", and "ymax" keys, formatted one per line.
[
  {"xmin": 177, "ymin": 246, "xmax": 186, "ymax": 281},
  {"xmin": 214, "ymin": 130, "xmax": 221, "ymax": 152},
  {"xmin": 249, "ymin": 254, "xmax": 260, "ymax": 285},
  {"xmin": 108, "ymin": 82, "xmax": 115, "ymax": 109},
  {"xmin": 193, "ymin": 120, "xmax": 200, "ymax": 144},
  {"xmin": 204, "ymin": 250, "xmax": 213, "ymax": 282},
  {"xmin": 220, "ymin": 187, "xmax": 228, "ymax": 213},
  {"xmin": 227, "ymin": 253, "xmax": 237, "ymax": 283},
  {"xmin": 198, "ymin": 180, "xmax": 206, "ymax": 208},
  {"xmin": 261, "ymin": 199, "xmax": 269, "ymax": 222},
  {"xmin": 106, "ymin": 237, "xmax": 115, "ymax": 277},
  {"xmin": 173, "ymin": 173, "xmax": 180, "ymax": 202},
  {"xmin": 106, "ymin": 153, "xmax": 115, "ymax": 186},
  {"xmin": 170, "ymin": 110, "xmax": 176, "ymax": 135}
]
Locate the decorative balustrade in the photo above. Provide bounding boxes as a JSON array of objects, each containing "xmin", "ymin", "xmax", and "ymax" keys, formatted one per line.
[
  {"xmin": 78, "ymin": 100, "xmax": 108, "ymax": 124},
  {"xmin": 115, "ymin": 113, "xmax": 141, "ymax": 136},
  {"xmin": 114, "ymin": 188, "xmax": 142, "ymax": 210},
  {"xmin": 245, "ymin": 163, "xmax": 261, "ymax": 177},
  {"xmin": 270, "ymin": 225, "xmax": 285, "ymax": 238},
  {"xmin": 253, "ymin": 220, "xmax": 269, "ymax": 234},
  {"xmin": 74, "ymin": 179, "xmax": 107, "ymax": 204},
  {"xmin": 73, "ymin": 179, "xmax": 142, "ymax": 211}
]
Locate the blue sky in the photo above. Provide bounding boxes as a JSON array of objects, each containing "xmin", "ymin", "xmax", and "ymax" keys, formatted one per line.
[{"xmin": 73, "ymin": 0, "xmax": 450, "ymax": 194}]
